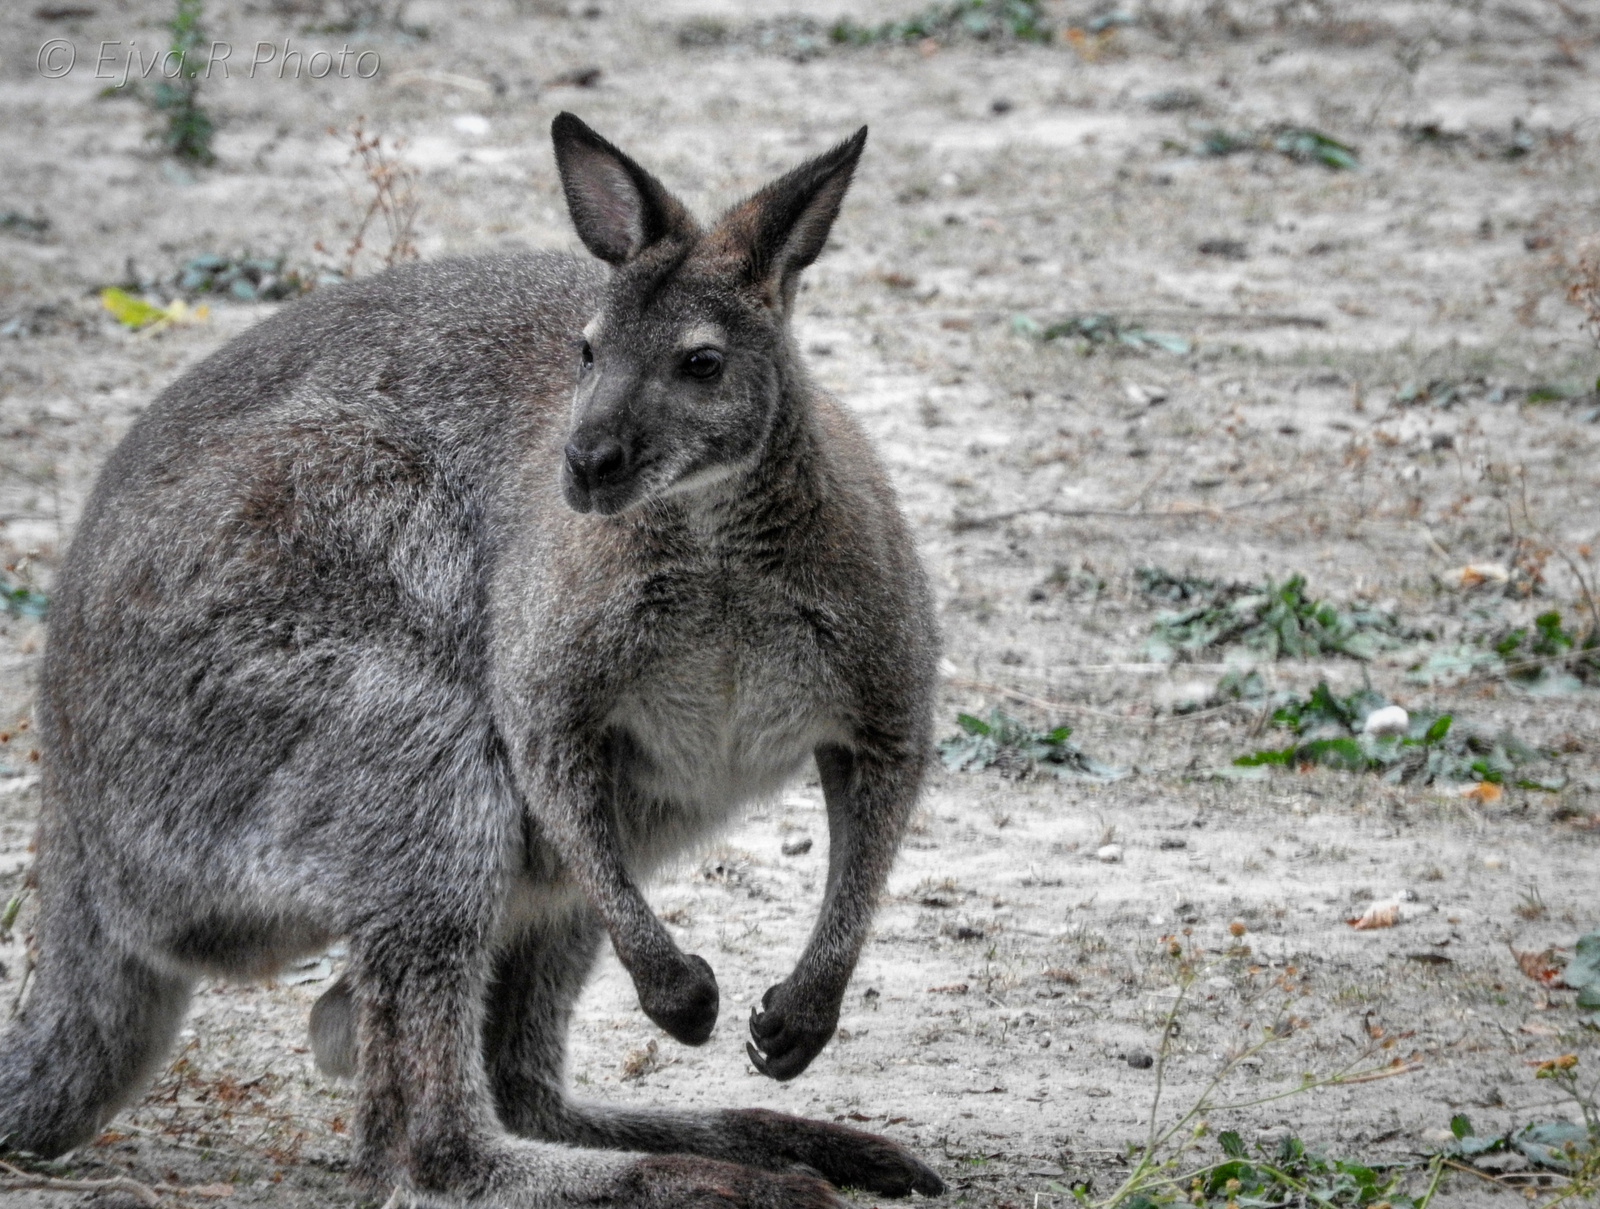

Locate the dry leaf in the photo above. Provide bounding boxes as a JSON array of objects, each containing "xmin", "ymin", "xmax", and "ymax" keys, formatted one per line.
[
  {"xmin": 1510, "ymin": 946, "xmax": 1564, "ymax": 986},
  {"xmin": 1453, "ymin": 563, "xmax": 1510, "ymax": 588},
  {"xmin": 1348, "ymin": 901, "xmax": 1400, "ymax": 930}
]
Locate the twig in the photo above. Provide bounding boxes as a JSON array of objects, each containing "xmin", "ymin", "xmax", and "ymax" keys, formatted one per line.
[
  {"xmin": 1314, "ymin": 1059, "xmax": 1422, "ymax": 1087},
  {"xmin": 945, "ymin": 676, "xmax": 1252, "ymax": 727},
  {"xmin": 0, "ymin": 1160, "xmax": 160, "ymax": 1205},
  {"xmin": 1416, "ymin": 1154, "xmax": 1447, "ymax": 1208},
  {"xmin": 952, "ymin": 490, "xmax": 1320, "ymax": 532}
]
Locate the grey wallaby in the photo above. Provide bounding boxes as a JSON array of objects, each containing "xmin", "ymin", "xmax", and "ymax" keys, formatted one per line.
[{"xmin": 0, "ymin": 114, "xmax": 943, "ymax": 1207}]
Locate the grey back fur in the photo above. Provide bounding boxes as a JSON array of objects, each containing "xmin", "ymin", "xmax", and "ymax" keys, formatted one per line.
[{"xmin": 0, "ymin": 114, "xmax": 942, "ymax": 1209}]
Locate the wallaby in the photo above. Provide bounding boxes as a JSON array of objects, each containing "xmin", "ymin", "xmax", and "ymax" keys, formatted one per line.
[{"xmin": 0, "ymin": 114, "xmax": 943, "ymax": 1207}]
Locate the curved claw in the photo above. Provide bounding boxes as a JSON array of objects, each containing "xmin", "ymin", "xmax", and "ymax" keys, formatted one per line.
[{"xmin": 745, "ymin": 1040, "xmax": 771, "ymax": 1075}]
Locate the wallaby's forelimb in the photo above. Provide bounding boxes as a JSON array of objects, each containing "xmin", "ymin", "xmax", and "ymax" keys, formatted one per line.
[
  {"xmin": 746, "ymin": 743, "xmax": 925, "ymax": 1081},
  {"xmin": 521, "ymin": 743, "xmax": 719, "ymax": 1046}
]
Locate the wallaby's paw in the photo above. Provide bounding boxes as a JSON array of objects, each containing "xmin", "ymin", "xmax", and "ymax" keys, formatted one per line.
[
  {"xmin": 745, "ymin": 981, "xmax": 837, "ymax": 1081},
  {"xmin": 724, "ymin": 1108, "xmax": 944, "ymax": 1198},
  {"xmin": 612, "ymin": 1154, "xmax": 841, "ymax": 1209},
  {"xmin": 637, "ymin": 953, "xmax": 719, "ymax": 1047}
]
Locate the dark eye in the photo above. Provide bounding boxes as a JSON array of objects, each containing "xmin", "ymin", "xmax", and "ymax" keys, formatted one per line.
[
  {"xmin": 682, "ymin": 348, "xmax": 723, "ymax": 380},
  {"xmin": 580, "ymin": 341, "xmax": 594, "ymax": 372}
]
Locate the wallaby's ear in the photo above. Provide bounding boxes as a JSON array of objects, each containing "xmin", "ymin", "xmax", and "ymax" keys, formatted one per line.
[
  {"xmin": 551, "ymin": 113, "xmax": 695, "ymax": 265},
  {"xmin": 720, "ymin": 127, "xmax": 867, "ymax": 308}
]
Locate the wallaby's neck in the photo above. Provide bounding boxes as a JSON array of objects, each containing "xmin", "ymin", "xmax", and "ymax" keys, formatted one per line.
[{"xmin": 643, "ymin": 363, "xmax": 823, "ymax": 563}]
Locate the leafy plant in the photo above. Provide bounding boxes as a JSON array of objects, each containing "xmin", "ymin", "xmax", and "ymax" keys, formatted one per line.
[
  {"xmin": 1569, "ymin": 931, "xmax": 1600, "ymax": 1029},
  {"xmin": 175, "ymin": 253, "xmax": 311, "ymax": 301},
  {"xmin": 1143, "ymin": 573, "xmax": 1410, "ymax": 662},
  {"xmin": 150, "ymin": 0, "xmax": 215, "ymax": 164},
  {"xmin": 1074, "ymin": 940, "xmax": 1441, "ymax": 1209},
  {"xmin": 1233, "ymin": 681, "xmax": 1559, "ymax": 789},
  {"xmin": 938, "ymin": 709, "xmax": 1126, "ymax": 781},
  {"xmin": 1013, "ymin": 312, "xmax": 1190, "ymax": 355},
  {"xmin": 1168, "ymin": 1131, "xmax": 1425, "ymax": 1208},
  {"xmin": 1190, "ymin": 125, "xmax": 1359, "ymax": 170},
  {"xmin": 1410, "ymin": 609, "xmax": 1599, "ymax": 692},
  {"xmin": 1444, "ymin": 1054, "xmax": 1599, "ymax": 1201},
  {"xmin": 831, "ymin": 0, "xmax": 1050, "ymax": 45}
]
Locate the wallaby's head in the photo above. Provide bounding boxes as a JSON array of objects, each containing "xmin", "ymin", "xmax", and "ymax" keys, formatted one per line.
[{"xmin": 550, "ymin": 112, "xmax": 865, "ymax": 516}]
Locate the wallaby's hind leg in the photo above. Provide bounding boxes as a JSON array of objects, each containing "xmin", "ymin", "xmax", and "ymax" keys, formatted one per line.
[
  {"xmin": 0, "ymin": 891, "xmax": 194, "ymax": 1158},
  {"xmin": 483, "ymin": 908, "xmax": 943, "ymax": 1199}
]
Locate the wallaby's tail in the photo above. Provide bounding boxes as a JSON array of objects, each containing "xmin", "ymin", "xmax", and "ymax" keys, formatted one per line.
[{"xmin": 0, "ymin": 891, "xmax": 193, "ymax": 1158}]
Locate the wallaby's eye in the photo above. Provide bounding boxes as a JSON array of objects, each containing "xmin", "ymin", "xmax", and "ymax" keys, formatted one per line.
[
  {"xmin": 681, "ymin": 348, "xmax": 724, "ymax": 381},
  {"xmin": 580, "ymin": 341, "xmax": 594, "ymax": 373}
]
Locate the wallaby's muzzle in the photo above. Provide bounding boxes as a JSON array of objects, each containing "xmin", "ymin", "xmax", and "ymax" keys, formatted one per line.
[{"xmin": 562, "ymin": 428, "xmax": 636, "ymax": 514}]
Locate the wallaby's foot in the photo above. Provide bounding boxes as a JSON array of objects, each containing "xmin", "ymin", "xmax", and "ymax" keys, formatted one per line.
[
  {"xmin": 635, "ymin": 952, "xmax": 719, "ymax": 1046},
  {"xmin": 372, "ymin": 1142, "xmax": 840, "ymax": 1209},
  {"xmin": 613, "ymin": 1154, "xmax": 842, "ymax": 1209},
  {"xmin": 745, "ymin": 979, "xmax": 838, "ymax": 1082},
  {"xmin": 720, "ymin": 1109, "xmax": 944, "ymax": 1199}
]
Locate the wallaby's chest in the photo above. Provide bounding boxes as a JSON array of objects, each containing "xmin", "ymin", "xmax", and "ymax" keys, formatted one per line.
[{"xmin": 607, "ymin": 568, "xmax": 844, "ymax": 813}]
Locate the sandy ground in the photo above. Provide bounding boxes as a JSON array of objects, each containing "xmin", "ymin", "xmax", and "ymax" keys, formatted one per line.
[{"xmin": 2, "ymin": 0, "xmax": 1600, "ymax": 1205}]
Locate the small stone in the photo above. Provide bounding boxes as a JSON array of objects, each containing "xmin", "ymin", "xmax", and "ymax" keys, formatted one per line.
[
  {"xmin": 1096, "ymin": 844, "xmax": 1123, "ymax": 863},
  {"xmin": 781, "ymin": 835, "xmax": 813, "ymax": 857},
  {"xmin": 1125, "ymin": 1049, "xmax": 1154, "ymax": 1069},
  {"xmin": 1363, "ymin": 704, "xmax": 1409, "ymax": 738}
]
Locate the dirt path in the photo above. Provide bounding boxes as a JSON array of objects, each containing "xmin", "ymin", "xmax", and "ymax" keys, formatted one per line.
[{"xmin": 2, "ymin": 1, "xmax": 1598, "ymax": 1205}]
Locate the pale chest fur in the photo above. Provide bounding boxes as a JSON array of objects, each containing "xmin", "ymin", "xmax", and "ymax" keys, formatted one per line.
[{"xmin": 606, "ymin": 566, "xmax": 846, "ymax": 833}]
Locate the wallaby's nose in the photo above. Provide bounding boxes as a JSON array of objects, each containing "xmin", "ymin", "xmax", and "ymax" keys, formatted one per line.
[{"xmin": 564, "ymin": 437, "xmax": 627, "ymax": 491}]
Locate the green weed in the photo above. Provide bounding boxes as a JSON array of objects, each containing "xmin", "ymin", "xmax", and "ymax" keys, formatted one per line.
[
  {"xmin": 1409, "ymin": 609, "xmax": 1599, "ymax": 692},
  {"xmin": 1190, "ymin": 125, "xmax": 1359, "ymax": 170},
  {"xmin": 831, "ymin": 0, "xmax": 1050, "ymax": 45},
  {"xmin": 1444, "ymin": 1052, "xmax": 1599, "ymax": 1202},
  {"xmin": 1232, "ymin": 681, "xmax": 1560, "ymax": 789},
  {"xmin": 1142, "ymin": 572, "xmax": 1411, "ymax": 662},
  {"xmin": 1077, "ymin": 939, "xmax": 1440, "ymax": 1209},
  {"xmin": 150, "ymin": 0, "xmax": 215, "ymax": 164},
  {"xmin": 1013, "ymin": 312, "xmax": 1190, "ymax": 355},
  {"xmin": 939, "ymin": 709, "xmax": 1126, "ymax": 781}
]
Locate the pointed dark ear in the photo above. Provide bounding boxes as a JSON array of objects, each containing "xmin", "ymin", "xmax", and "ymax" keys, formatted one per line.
[
  {"xmin": 551, "ymin": 113, "xmax": 696, "ymax": 265},
  {"xmin": 729, "ymin": 126, "xmax": 867, "ymax": 307}
]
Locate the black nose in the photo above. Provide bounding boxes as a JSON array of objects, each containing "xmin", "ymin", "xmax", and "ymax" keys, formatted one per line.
[{"xmin": 564, "ymin": 437, "xmax": 627, "ymax": 491}]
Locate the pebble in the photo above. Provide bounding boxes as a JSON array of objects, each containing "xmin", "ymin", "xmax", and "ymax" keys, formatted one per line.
[
  {"xmin": 781, "ymin": 835, "xmax": 813, "ymax": 857},
  {"xmin": 1363, "ymin": 704, "xmax": 1410, "ymax": 737},
  {"xmin": 1125, "ymin": 1049, "xmax": 1154, "ymax": 1069},
  {"xmin": 1096, "ymin": 844, "xmax": 1123, "ymax": 863}
]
